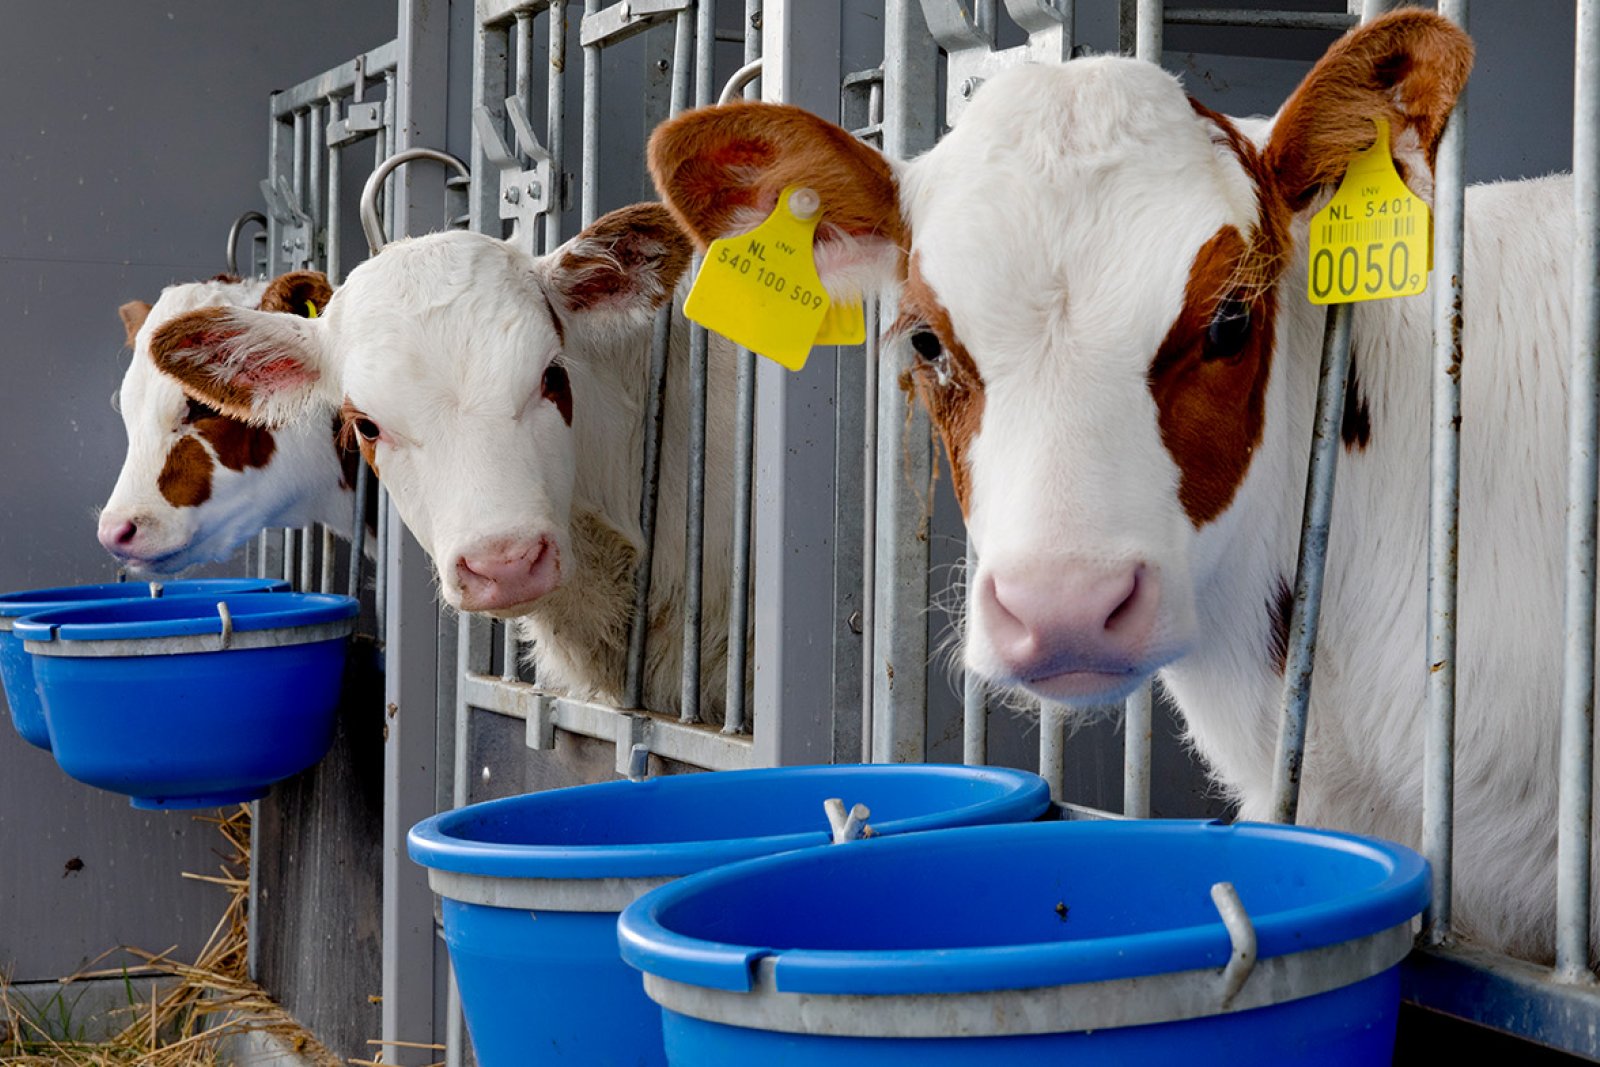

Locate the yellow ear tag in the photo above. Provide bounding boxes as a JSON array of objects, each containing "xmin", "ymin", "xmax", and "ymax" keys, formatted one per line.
[
  {"xmin": 1307, "ymin": 118, "xmax": 1431, "ymax": 305},
  {"xmin": 684, "ymin": 185, "xmax": 842, "ymax": 372},
  {"xmin": 813, "ymin": 296, "xmax": 866, "ymax": 346},
  {"xmin": 305, "ymin": 300, "xmax": 319, "ymax": 318}
]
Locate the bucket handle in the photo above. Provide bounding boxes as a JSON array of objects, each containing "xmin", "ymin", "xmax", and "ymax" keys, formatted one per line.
[
  {"xmin": 147, "ymin": 582, "xmax": 164, "ymax": 599},
  {"xmin": 1210, "ymin": 881, "xmax": 1257, "ymax": 1008},
  {"xmin": 216, "ymin": 601, "xmax": 234, "ymax": 651},
  {"xmin": 824, "ymin": 798, "xmax": 873, "ymax": 843}
]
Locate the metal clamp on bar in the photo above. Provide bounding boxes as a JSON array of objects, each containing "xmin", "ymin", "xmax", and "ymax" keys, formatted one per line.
[
  {"xmin": 472, "ymin": 97, "xmax": 553, "ymax": 256},
  {"xmin": 259, "ymin": 176, "xmax": 315, "ymax": 271},
  {"xmin": 1210, "ymin": 881, "xmax": 1257, "ymax": 1008},
  {"xmin": 579, "ymin": 0, "xmax": 693, "ymax": 48},
  {"xmin": 328, "ymin": 101, "xmax": 386, "ymax": 148},
  {"xmin": 360, "ymin": 147, "xmax": 472, "ymax": 254},
  {"xmin": 225, "ymin": 211, "xmax": 268, "ymax": 277},
  {"xmin": 920, "ymin": 0, "xmax": 1074, "ymax": 124}
]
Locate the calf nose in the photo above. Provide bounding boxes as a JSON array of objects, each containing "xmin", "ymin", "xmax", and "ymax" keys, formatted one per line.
[
  {"xmin": 976, "ymin": 560, "xmax": 1160, "ymax": 681},
  {"xmin": 97, "ymin": 516, "xmax": 142, "ymax": 555},
  {"xmin": 456, "ymin": 537, "xmax": 560, "ymax": 612}
]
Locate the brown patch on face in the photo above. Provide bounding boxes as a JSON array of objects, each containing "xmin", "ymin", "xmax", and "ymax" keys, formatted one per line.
[
  {"xmin": 1262, "ymin": 10, "xmax": 1472, "ymax": 212},
  {"xmin": 893, "ymin": 255, "xmax": 985, "ymax": 514},
  {"xmin": 648, "ymin": 101, "xmax": 906, "ymax": 256},
  {"xmin": 1148, "ymin": 225, "xmax": 1280, "ymax": 527},
  {"xmin": 118, "ymin": 301, "xmax": 152, "ymax": 347},
  {"xmin": 1267, "ymin": 574, "xmax": 1293, "ymax": 675},
  {"xmin": 157, "ymin": 434, "xmax": 214, "ymax": 508},
  {"xmin": 149, "ymin": 307, "xmax": 258, "ymax": 418},
  {"xmin": 338, "ymin": 398, "xmax": 380, "ymax": 477},
  {"xmin": 258, "ymin": 270, "xmax": 333, "ymax": 318},
  {"xmin": 194, "ymin": 415, "xmax": 276, "ymax": 472},
  {"xmin": 1342, "ymin": 349, "xmax": 1372, "ymax": 451},
  {"xmin": 555, "ymin": 203, "xmax": 693, "ymax": 313}
]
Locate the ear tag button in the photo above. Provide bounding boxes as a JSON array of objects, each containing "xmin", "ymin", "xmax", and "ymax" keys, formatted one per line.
[
  {"xmin": 685, "ymin": 185, "xmax": 861, "ymax": 371},
  {"xmin": 1307, "ymin": 118, "xmax": 1431, "ymax": 305}
]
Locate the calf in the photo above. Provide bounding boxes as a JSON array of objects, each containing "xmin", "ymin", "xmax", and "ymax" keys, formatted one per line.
[
  {"xmin": 101, "ymin": 272, "xmax": 355, "ymax": 574},
  {"xmin": 649, "ymin": 13, "xmax": 1583, "ymax": 959},
  {"xmin": 146, "ymin": 205, "xmax": 740, "ymax": 723}
]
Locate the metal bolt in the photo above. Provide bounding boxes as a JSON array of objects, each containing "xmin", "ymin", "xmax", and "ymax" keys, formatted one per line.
[
  {"xmin": 959, "ymin": 77, "xmax": 983, "ymax": 100},
  {"xmin": 526, "ymin": 181, "xmax": 543, "ymax": 200},
  {"xmin": 655, "ymin": 58, "xmax": 670, "ymax": 74},
  {"xmin": 750, "ymin": 12, "xmax": 762, "ymax": 29},
  {"xmin": 847, "ymin": 610, "xmax": 863, "ymax": 635},
  {"xmin": 505, "ymin": 186, "xmax": 521, "ymax": 204},
  {"xmin": 281, "ymin": 241, "xmax": 292, "ymax": 252}
]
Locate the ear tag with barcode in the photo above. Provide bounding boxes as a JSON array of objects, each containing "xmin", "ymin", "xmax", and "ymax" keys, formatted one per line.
[
  {"xmin": 1307, "ymin": 118, "xmax": 1431, "ymax": 305},
  {"xmin": 685, "ymin": 186, "xmax": 851, "ymax": 371}
]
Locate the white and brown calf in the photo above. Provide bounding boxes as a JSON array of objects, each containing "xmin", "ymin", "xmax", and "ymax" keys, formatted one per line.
[
  {"xmin": 651, "ymin": 12, "xmax": 1590, "ymax": 960},
  {"xmin": 100, "ymin": 272, "xmax": 358, "ymax": 574},
  {"xmin": 146, "ymin": 205, "xmax": 740, "ymax": 723}
]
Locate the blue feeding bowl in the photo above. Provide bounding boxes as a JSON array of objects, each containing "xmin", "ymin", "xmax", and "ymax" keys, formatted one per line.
[
  {"xmin": 0, "ymin": 578, "xmax": 288, "ymax": 750},
  {"xmin": 408, "ymin": 764, "xmax": 1050, "ymax": 1067},
  {"xmin": 13, "ymin": 591, "xmax": 355, "ymax": 808},
  {"xmin": 619, "ymin": 819, "xmax": 1430, "ymax": 1067}
]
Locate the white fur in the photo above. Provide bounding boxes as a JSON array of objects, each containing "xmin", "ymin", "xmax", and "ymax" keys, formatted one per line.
[{"xmin": 101, "ymin": 278, "xmax": 354, "ymax": 574}]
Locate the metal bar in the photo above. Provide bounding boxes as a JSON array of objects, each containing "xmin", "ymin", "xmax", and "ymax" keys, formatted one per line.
[
  {"xmin": 309, "ymin": 101, "xmax": 326, "ymax": 262},
  {"xmin": 348, "ymin": 462, "xmax": 370, "ymax": 597},
  {"xmin": 271, "ymin": 41, "xmax": 400, "ymax": 117},
  {"xmin": 1268, "ymin": 303, "xmax": 1354, "ymax": 825},
  {"xmin": 1163, "ymin": 9, "xmax": 1356, "ymax": 30},
  {"xmin": 1038, "ymin": 702, "xmax": 1067, "ymax": 802},
  {"xmin": 961, "ymin": 542, "xmax": 987, "ymax": 766},
  {"xmin": 1404, "ymin": 942, "xmax": 1600, "ymax": 1058},
  {"xmin": 515, "ymin": 12, "xmax": 535, "ymax": 132},
  {"xmin": 1135, "ymin": 0, "xmax": 1162, "ymax": 62},
  {"xmin": 860, "ymin": 298, "xmax": 879, "ymax": 761},
  {"xmin": 1124, "ymin": 682, "xmax": 1152, "ymax": 818},
  {"xmin": 1421, "ymin": 0, "xmax": 1468, "ymax": 949},
  {"xmin": 283, "ymin": 528, "xmax": 296, "ymax": 586},
  {"xmin": 625, "ymin": 310, "xmax": 674, "ymax": 708},
  {"xmin": 299, "ymin": 526, "xmax": 315, "ymax": 590},
  {"xmin": 327, "ymin": 104, "xmax": 343, "ymax": 284},
  {"xmin": 579, "ymin": 0, "xmax": 693, "ymax": 47},
  {"xmin": 1558, "ymin": 0, "xmax": 1600, "ymax": 982},
  {"xmin": 547, "ymin": 0, "xmax": 567, "ymax": 247},
  {"xmin": 470, "ymin": 13, "xmax": 510, "ymax": 235},
  {"xmin": 293, "ymin": 108, "xmax": 308, "ymax": 209},
  {"xmin": 581, "ymin": 0, "xmax": 600, "ymax": 227}
]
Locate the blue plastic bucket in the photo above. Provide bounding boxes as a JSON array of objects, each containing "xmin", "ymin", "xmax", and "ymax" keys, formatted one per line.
[
  {"xmin": 408, "ymin": 764, "xmax": 1050, "ymax": 1066},
  {"xmin": 619, "ymin": 819, "xmax": 1429, "ymax": 1066},
  {"xmin": 13, "ymin": 591, "xmax": 355, "ymax": 808},
  {"xmin": 0, "ymin": 578, "xmax": 287, "ymax": 750}
]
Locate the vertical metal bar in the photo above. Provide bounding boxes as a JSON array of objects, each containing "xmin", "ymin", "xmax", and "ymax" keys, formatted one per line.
[
  {"xmin": 292, "ymin": 108, "xmax": 308, "ymax": 207},
  {"xmin": 257, "ymin": 530, "xmax": 271, "ymax": 580},
  {"xmin": 1038, "ymin": 702, "xmax": 1067, "ymax": 802},
  {"xmin": 724, "ymin": 2, "xmax": 763, "ymax": 738},
  {"xmin": 1123, "ymin": 683, "xmax": 1152, "ymax": 818},
  {"xmin": 515, "ymin": 12, "xmax": 535, "ymax": 124},
  {"xmin": 962, "ymin": 542, "xmax": 987, "ymax": 766},
  {"xmin": 581, "ymin": 0, "xmax": 600, "ymax": 228},
  {"xmin": 300, "ymin": 525, "xmax": 315, "ymax": 590},
  {"xmin": 1135, "ymin": 0, "xmax": 1162, "ymax": 62},
  {"xmin": 547, "ymin": 0, "xmax": 567, "ymax": 248},
  {"xmin": 1557, "ymin": 0, "xmax": 1600, "ymax": 982},
  {"xmin": 871, "ymin": 0, "xmax": 939, "ymax": 764},
  {"xmin": 860, "ymin": 299, "xmax": 879, "ymax": 760},
  {"xmin": 671, "ymin": 10, "xmax": 694, "ymax": 114},
  {"xmin": 625, "ymin": 311, "xmax": 674, "ymax": 708},
  {"xmin": 348, "ymin": 463, "xmax": 370, "ymax": 597},
  {"xmin": 327, "ymin": 101, "xmax": 343, "ymax": 285},
  {"xmin": 679, "ymin": 0, "xmax": 716, "ymax": 725},
  {"xmin": 1269, "ymin": 303, "xmax": 1353, "ymax": 825},
  {"xmin": 1421, "ymin": 0, "xmax": 1468, "ymax": 949},
  {"xmin": 309, "ymin": 101, "xmax": 326, "ymax": 262},
  {"xmin": 320, "ymin": 528, "xmax": 335, "ymax": 593},
  {"xmin": 283, "ymin": 527, "xmax": 297, "ymax": 586}
]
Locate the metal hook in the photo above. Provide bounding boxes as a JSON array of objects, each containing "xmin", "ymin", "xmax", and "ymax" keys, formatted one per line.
[
  {"xmin": 216, "ymin": 601, "xmax": 234, "ymax": 651},
  {"xmin": 718, "ymin": 59, "xmax": 763, "ymax": 106},
  {"xmin": 824, "ymin": 798, "xmax": 873, "ymax": 843},
  {"xmin": 225, "ymin": 211, "xmax": 268, "ymax": 277},
  {"xmin": 1210, "ymin": 881, "xmax": 1258, "ymax": 1008},
  {"xmin": 359, "ymin": 147, "xmax": 472, "ymax": 255},
  {"xmin": 147, "ymin": 582, "xmax": 164, "ymax": 599}
]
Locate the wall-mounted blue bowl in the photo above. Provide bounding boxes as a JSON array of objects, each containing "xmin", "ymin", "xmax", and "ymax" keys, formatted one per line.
[
  {"xmin": 14, "ymin": 591, "xmax": 354, "ymax": 808},
  {"xmin": 0, "ymin": 578, "xmax": 288, "ymax": 750}
]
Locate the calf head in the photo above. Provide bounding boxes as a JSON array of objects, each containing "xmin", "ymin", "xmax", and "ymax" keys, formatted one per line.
[
  {"xmin": 99, "ymin": 272, "xmax": 333, "ymax": 573},
  {"xmin": 650, "ymin": 10, "xmax": 1469, "ymax": 704},
  {"xmin": 146, "ymin": 205, "xmax": 689, "ymax": 616}
]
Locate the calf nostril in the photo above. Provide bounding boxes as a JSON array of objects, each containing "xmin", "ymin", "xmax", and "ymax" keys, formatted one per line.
[
  {"xmin": 114, "ymin": 521, "xmax": 138, "ymax": 546},
  {"xmin": 1103, "ymin": 565, "xmax": 1146, "ymax": 633}
]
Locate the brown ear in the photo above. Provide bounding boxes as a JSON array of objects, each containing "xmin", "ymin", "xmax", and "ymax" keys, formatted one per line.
[
  {"xmin": 549, "ymin": 203, "xmax": 693, "ymax": 317},
  {"xmin": 257, "ymin": 270, "xmax": 333, "ymax": 317},
  {"xmin": 1264, "ymin": 9, "xmax": 1473, "ymax": 212},
  {"xmin": 149, "ymin": 305, "xmax": 330, "ymax": 428},
  {"xmin": 118, "ymin": 301, "xmax": 153, "ymax": 347},
  {"xmin": 648, "ymin": 101, "xmax": 905, "ymax": 256}
]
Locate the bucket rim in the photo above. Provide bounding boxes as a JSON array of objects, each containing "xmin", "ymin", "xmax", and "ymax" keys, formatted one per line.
[
  {"xmin": 0, "ymin": 579, "xmax": 290, "ymax": 627},
  {"xmin": 13, "ymin": 592, "xmax": 357, "ymax": 650}
]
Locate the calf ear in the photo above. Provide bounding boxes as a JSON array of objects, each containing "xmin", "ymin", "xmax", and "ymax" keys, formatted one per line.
[
  {"xmin": 118, "ymin": 301, "xmax": 153, "ymax": 347},
  {"xmin": 648, "ymin": 101, "xmax": 906, "ymax": 298},
  {"xmin": 1264, "ymin": 9, "xmax": 1472, "ymax": 212},
  {"xmin": 148, "ymin": 307, "xmax": 333, "ymax": 428},
  {"xmin": 546, "ymin": 203, "xmax": 693, "ymax": 325},
  {"xmin": 257, "ymin": 270, "xmax": 334, "ymax": 317}
]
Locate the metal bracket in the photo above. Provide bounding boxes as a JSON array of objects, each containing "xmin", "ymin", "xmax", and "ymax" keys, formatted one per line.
[
  {"xmin": 472, "ymin": 97, "xmax": 554, "ymax": 256},
  {"xmin": 615, "ymin": 714, "xmax": 650, "ymax": 776},
  {"xmin": 626, "ymin": 743, "xmax": 650, "ymax": 782},
  {"xmin": 918, "ymin": 0, "xmax": 1074, "ymax": 125},
  {"xmin": 327, "ymin": 100, "xmax": 385, "ymax": 148},
  {"xmin": 1210, "ymin": 881, "xmax": 1258, "ymax": 1008},
  {"xmin": 841, "ymin": 67, "xmax": 885, "ymax": 147},
  {"xmin": 259, "ymin": 175, "xmax": 314, "ymax": 271},
  {"xmin": 578, "ymin": 0, "xmax": 694, "ymax": 48},
  {"xmin": 526, "ymin": 692, "xmax": 557, "ymax": 750}
]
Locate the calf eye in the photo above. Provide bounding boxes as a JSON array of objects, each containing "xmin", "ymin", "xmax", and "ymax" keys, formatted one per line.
[
  {"xmin": 1204, "ymin": 297, "xmax": 1252, "ymax": 362},
  {"xmin": 542, "ymin": 363, "xmax": 570, "ymax": 398},
  {"xmin": 353, "ymin": 417, "xmax": 381, "ymax": 442},
  {"xmin": 183, "ymin": 396, "xmax": 219, "ymax": 424},
  {"xmin": 910, "ymin": 330, "xmax": 943, "ymax": 363}
]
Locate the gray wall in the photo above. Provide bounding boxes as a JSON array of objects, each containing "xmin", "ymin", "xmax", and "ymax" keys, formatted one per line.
[{"xmin": 0, "ymin": 0, "xmax": 392, "ymax": 984}]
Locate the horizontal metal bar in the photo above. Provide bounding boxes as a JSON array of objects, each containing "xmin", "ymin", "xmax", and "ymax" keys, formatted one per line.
[
  {"xmin": 579, "ymin": 0, "xmax": 692, "ymax": 47},
  {"xmin": 459, "ymin": 674, "xmax": 755, "ymax": 771},
  {"xmin": 1053, "ymin": 802, "xmax": 1125, "ymax": 822},
  {"xmin": 271, "ymin": 40, "xmax": 400, "ymax": 117},
  {"xmin": 477, "ymin": 0, "xmax": 553, "ymax": 26},
  {"xmin": 1163, "ymin": 8, "xmax": 1356, "ymax": 30},
  {"xmin": 1403, "ymin": 942, "xmax": 1600, "ymax": 1058}
]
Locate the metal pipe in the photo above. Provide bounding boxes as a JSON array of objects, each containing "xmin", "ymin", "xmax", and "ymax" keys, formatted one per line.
[
  {"xmin": 581, "ymin": 0, "xmax": 600, "ymax": 227},
  {"xmin": 515, "ymin": 12, "xmax": 535, "ymax": 130},
  {"xmin": 1039, "ymin": 701, "xmax": 1067, "ymax": 802},
  {"xmin": 309, "ymin": 101, "xmax": 326, "ymax": 255},
  {"xmin": 348, "ymin": 462, "xmax": 370, "ymax": 597},
  {"xmin": 1135, "ymin": 0, "xmax": 1162, "ymax": 63},
  {"xmin": 962, "ymin": 541, "xmax": 987, "ymax": 766},
  {"xmin": 625, "ymin": 309, "xmax": 674, "ymax": 708},
  {"xmin": 1422, "ymin": 0, "xmax": 1468, "ymax": 950},
  {"xmin": 1557, "ymin": 0, "xmax": 1600, "ymax": 982},
  {"xmin": 225, "ymin": 211, "xmax": 267, "ymax": 277},
  {"xmin": 327, "ymin": 101, "xmax": 343, "ymax": 285},
  {"xmin": 547, "ymin": 0, "xmax": 567, "ymax": 247},
  {"xmin": 860, "ymin": 298, "xmax": 879, "ymax": 760},
  {"xmin": 284, "ymin": 527, "xmax": 297, "ymax": 586},
  {"xmin": 1268, "ymin": 302, "xmax": 1354, "ymax": 825},
  {"xmin": 375, "ymin": 486, "xmax": 390, "ymax": 638},
  {"xmin": 293, "ymin": 108, "xmax": 308, "ymax": 207},
  {"xmin": 300, "ymin": 525, "xmax": 315, "ymax": 591},
  {"xmin": 1124, "ymin": 682, "xmax": 1153, "ymax": 818},
  {"xmin": 1163, "ymin": 9, "xmax": 1356, "ymax": 30}
]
